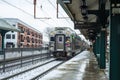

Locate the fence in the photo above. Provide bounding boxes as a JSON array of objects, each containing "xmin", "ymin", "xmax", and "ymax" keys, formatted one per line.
[{"xmin": 0, "ymin": 47, "xmax": 52, "ymax": 72}]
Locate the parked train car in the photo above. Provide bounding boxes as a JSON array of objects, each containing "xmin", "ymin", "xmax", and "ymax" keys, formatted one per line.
[{"xmin": 49, "ymin": 27, "xmax": 86, "ymax": 59}]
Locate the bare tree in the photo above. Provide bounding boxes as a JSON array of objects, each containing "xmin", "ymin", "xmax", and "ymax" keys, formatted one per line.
[{"xmin": 44, "ymin": 27, "xmax": 54, "ymax": 37}]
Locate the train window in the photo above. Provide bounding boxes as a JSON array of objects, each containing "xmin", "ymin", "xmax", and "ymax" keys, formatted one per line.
[
  {"xmin": 50, "ymin": 37, "xmax": 54, "ymax": 41},
  {"xmin": 66, "ymin": 37, "xmax": 70, "ymax": 41},
  {"xmin": 6, "ymin": 34, "xmax": 11, "ymax": 39},
  {"xmin": 59, "ymin": 37, "xmax": 62, "ymax": 42}
]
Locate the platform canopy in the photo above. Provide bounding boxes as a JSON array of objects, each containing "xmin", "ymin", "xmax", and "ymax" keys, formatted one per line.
[
  {"xmin": 0, "ymin": 19, "xmax": 20, "ymax": 32},
  {"xmin": 57, "ymin": 0, "xmax": 110, "ymax": 40}
]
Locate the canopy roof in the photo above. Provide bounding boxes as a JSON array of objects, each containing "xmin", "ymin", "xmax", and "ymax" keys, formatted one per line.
[
  {"xmin": 58, "ymin": 0, "xmax": 111, "ymax": 40},
  {"xmin": 0, "ymin": 19, "xmax": 20, "ymax": 32}
]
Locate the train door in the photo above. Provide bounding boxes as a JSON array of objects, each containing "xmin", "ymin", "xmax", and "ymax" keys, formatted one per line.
[{"xmin": 55, "ymin": 34, "xmax": 65, "ymax": 51}]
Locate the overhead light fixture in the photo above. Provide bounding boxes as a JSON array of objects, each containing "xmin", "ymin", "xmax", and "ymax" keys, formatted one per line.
[
  {"xmin": 81, "ymin": 5, "xmax": 87, "ymax": 15},
  {"xmin": 80, "ymin": 0, "xmax": 87, "ymax": 15},
  {"xmin": 62, "ymin": 0, "xmax": 72, "ymax": 4}
]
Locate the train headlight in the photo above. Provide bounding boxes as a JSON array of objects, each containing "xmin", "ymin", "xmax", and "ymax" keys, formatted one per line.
[
  {"xmin": 50, "ymin": 47, "xmax": 54, "ymax": 51},
  {"xmin": 66, "ymin": 31, "xmax": 70, "ymax": 35},
  {"xmin": 66, "ymin": 47, "xmax": 71, "ymax": 51},
  {"xmin": 50, "ymin": 31, "xmax": 55, "ymax": 35}
]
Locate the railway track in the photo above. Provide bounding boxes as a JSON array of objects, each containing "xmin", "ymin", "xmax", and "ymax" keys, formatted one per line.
[
  {"xmin": 0, "ymin": 59, "xmax": 57, "ymax": 80},
  {"xmin": 31, "ymin": 61, "xmax": 65, "ymax": 80},
  {"xmin": 0, "ymin": 53, "xmax": 52, "ymax": 72}
]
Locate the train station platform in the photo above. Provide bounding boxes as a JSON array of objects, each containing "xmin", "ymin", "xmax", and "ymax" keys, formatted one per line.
[{"xmin": 41, "ymin": 50, "xmax": 108, "ymax": 80}]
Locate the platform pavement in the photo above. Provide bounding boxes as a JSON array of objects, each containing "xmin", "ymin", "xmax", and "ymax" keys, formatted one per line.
[{"xmin": 41, "ymin": 50, "xmax": 108, "ymax": 80}]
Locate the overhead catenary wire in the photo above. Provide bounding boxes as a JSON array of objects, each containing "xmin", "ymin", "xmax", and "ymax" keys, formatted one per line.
[
  {"xmin": 47, "ymin": 0, "xmax": 73, "ymax": 25},
  {"xmin": 37, "ymin": 4, "xmax": 58, "ymax": 26},
  {"xmin": 33, "ymin": 0, "xmax": 73, "ymax": 26},
  {"xmin": 1, "ymin": 0, "xmax": 54, "ymax": 27},
  {"xmin": 26, "ymin": 0, "xmax": 73, "ymax": 26},
  {"xmin": 29, "ymin": 0, "xmax": 58, "ymax": 25}
]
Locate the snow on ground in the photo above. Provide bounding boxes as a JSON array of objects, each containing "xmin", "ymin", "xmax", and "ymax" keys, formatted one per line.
[
  {"xmin": 105, "ymin": 60, "xmax": 109, "ymax": 79},
  {"xmin": 41, "ymin": 50, "xmax": 109, "ymax": 80},
  {"xmin": 9, "ymin": 61, "xmax": 62, "ymax": 80},
  {"xmin": 0, "ymin": 50, "xmax": 109, "ymax": 80},
  {"xmin": 0, "ymin": 58, "xmax": 55, "ymax": 79},
  {"xmin": 40, "ymin": 50, "xmax": 90, "ymax": 80}
]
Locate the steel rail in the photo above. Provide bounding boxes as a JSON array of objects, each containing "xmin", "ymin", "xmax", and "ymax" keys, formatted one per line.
[{"xmin": 1, "ymin": 59, "xmax": 56, "ymax": 80}]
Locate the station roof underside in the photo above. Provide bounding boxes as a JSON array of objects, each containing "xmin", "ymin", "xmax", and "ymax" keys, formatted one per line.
[{"xmin": 58, "ymin": 0, "xmax": 114, "ymax": 40}]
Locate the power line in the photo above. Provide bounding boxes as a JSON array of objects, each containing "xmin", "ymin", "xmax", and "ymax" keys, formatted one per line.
[
  {"xmin": 25, "ymin": 0, "xmax": 46, "ymax": 15},
  {"xmin": 47, "ymin": 0, "xmax": 56, "ymax": 9},
  {"xmin": 25, "ymin": 0, "xmax": 32, "ymax": 4},
  {"xmin": 1, "ymin": 0, "xmax": 54, "ymax": 27},
  {"xmin": 25, "ymin": 0, "xmax": 59, "ymax": 26},
  {"xmin": 37, "ymin": 0, "xmax": 59, "ymax": 24},
  {"xmin": 47, "ymin": 0, "xmax": 72, "ymax": 25},
  {"xmin": 25, "ymin": 0, "xmax": 73, "ymax": 27},
  {"xmin": 2, "ymin": 0, "xmax": 33, "ymax": 17}
]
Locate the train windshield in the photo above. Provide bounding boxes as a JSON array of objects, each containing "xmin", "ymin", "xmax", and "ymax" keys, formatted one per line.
[
  {"xmin": 66, "ymin": 37, "xmax": 70, "ymax": 41},
  {"xmin": 50, "ymin": 37, "xmax": 54, "ymax": 41},
  {"xmin": 59, "ymin": 36, "xmax": 62, "ymax": 42}
]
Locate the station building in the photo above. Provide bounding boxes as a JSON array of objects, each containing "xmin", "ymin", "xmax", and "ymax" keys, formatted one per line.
[{"xmin": 0, "ymin": 18, "xmax": 43, "ymax": 48}]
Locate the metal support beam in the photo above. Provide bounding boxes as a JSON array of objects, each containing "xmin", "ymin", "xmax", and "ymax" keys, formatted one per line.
[
  {"xmin": 1, "ymin": 34, "xmax": 5, "ymax": 50},
  {"xmin": 88, "ymin": 10, "xmax": 109, "ymax": 17},
  {"xmin": 99, "ymin": 29, "xmax": 106, "ymax": 69},
  {"xmin": 57, "ymin": 0, "xmax": 74, "ymax": 20},
  {"xmin": 110, "ymin": 14, "xmax": 120, "ymax": 80},
  {"xmin": 1, "ymin": 31, "xmax": 6, "ymax": 50},
  {"xmin": 33, "ymin": 0, "xmax": 51, "ymax": 19},
  {"xmin": 95, "ymin": 36, "xmax": 101, "ymax": 65},
  {"xmin": 111, "ymin": 0, "xmax": 120, "ymax": 3},
  {"xmin": 93, "ymin": 42, "xmax": 95, "ymax": 53},
  {"xmin": 75, "ymin": 22, "xmax": 99, "ymax": 29}
]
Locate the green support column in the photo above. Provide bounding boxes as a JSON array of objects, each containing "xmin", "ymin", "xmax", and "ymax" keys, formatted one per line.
[
  {"xmin": 95, "ymin": 37, "xmax": 99, "ymax": 56},
  {"xmin": 1, "ymin": 32, "xmax": 6, "ymax": 72},
  {"xmin": 110, "ymin": 14, "xmax": 120, "ymax": 80},
  {"xmin": 93, "ymin": 42, "xmax": 96, "ymax": 56},
  {"xmin": 96, "ymin": 36, "xmax": 101, "ymax": 65},
  {"xmin": 1, "ymin": 32, "xmax": 6, "ymax": 50},
  {"xmin": 0, "ymin": 31, "xmax": 6, "ymax": 55},
  {"xmin": 96, "ymin": 36, "xmax": 100, "ymax": 55},
  {"xmin": 100, "ymin": 30, "xmax": 106, "ymax": 69}
]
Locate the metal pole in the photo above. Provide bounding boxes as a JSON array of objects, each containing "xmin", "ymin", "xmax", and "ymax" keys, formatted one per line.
[
  {"xmin": 100, "ymin": 29, "xmax": 106, "ymax": 69},
  {"xmin": 3, "ymin": 49, "xmax": 5, "ymax": 72},
  {"xmin": 21, "ymin": 48, "xmax": 23, "ymax": 67},
  {"xmin": 1, "ymin": 32, "xmax": 6, "ymax": 72},
  {"xmin": 96, "ymin": 36, "xmax": 100, "ymax": 66},
  {"xmin": 110, "ymin": 14, "xmax": 120, "ymax": 80},
  {"xmin": 93, "ymin": 40, "xmax": 97, "ymax": 57}
]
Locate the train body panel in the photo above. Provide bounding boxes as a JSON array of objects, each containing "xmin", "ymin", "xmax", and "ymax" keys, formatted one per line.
[
  {"xmin": 49, "ymin": 27, "xmax": 86, "ymax": 59},
  {"xmin": 55, "ymin": 34, "xmax": 65, "ymax": 52}
]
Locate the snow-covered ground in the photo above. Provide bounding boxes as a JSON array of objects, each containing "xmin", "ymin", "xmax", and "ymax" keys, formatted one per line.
[
  {"xmin": 105, "ymin": 59, "xmax": 109, "ymax": 79},
  {"xmin": 9, "ymin": 61, "xmax": 62, "ymax": 80},
  {"xmin": 41, "ymin": 51, "xmax": 109, "ymax": 80},
  {"xmin": 40, "ymin": 50, "xmax": 90, "ymax": 80},
  {"xmin": 0, "ymin": 50, "xmax": 109, "ymax": 80},
  {"xmin": 0, "ymin": 58, "xmax": 55, "ymax": 80}
]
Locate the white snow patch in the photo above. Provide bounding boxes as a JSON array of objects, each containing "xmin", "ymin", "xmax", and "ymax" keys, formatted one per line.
[{"xmin": 40, "ymin": 50, "xmax": 90, "ymax": 80}]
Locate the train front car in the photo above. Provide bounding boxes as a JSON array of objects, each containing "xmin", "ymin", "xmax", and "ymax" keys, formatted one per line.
[{"xmin": 49, "ymin": 27, "xmax": 82, "ymax": 59}]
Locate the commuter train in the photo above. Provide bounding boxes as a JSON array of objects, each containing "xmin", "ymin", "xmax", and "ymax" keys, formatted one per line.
[{"xmin": 49, "ymin": 27, "xmax": 87, "ymax": 59}]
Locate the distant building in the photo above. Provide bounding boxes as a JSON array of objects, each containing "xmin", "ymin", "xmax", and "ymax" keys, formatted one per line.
[{"xmin": 0, "ymin": 18, "xmax": 43, "ymax": 48}]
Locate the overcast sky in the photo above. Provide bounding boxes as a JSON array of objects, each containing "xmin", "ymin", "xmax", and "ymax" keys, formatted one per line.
[{"xmin": 0, "ymin": 0, "xmax": 85, "ymax": 42}]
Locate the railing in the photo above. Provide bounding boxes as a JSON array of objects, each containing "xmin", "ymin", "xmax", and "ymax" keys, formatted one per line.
[{"xmin": 0, "ymin": 47, "xmax": 52, "ymax": 72}]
